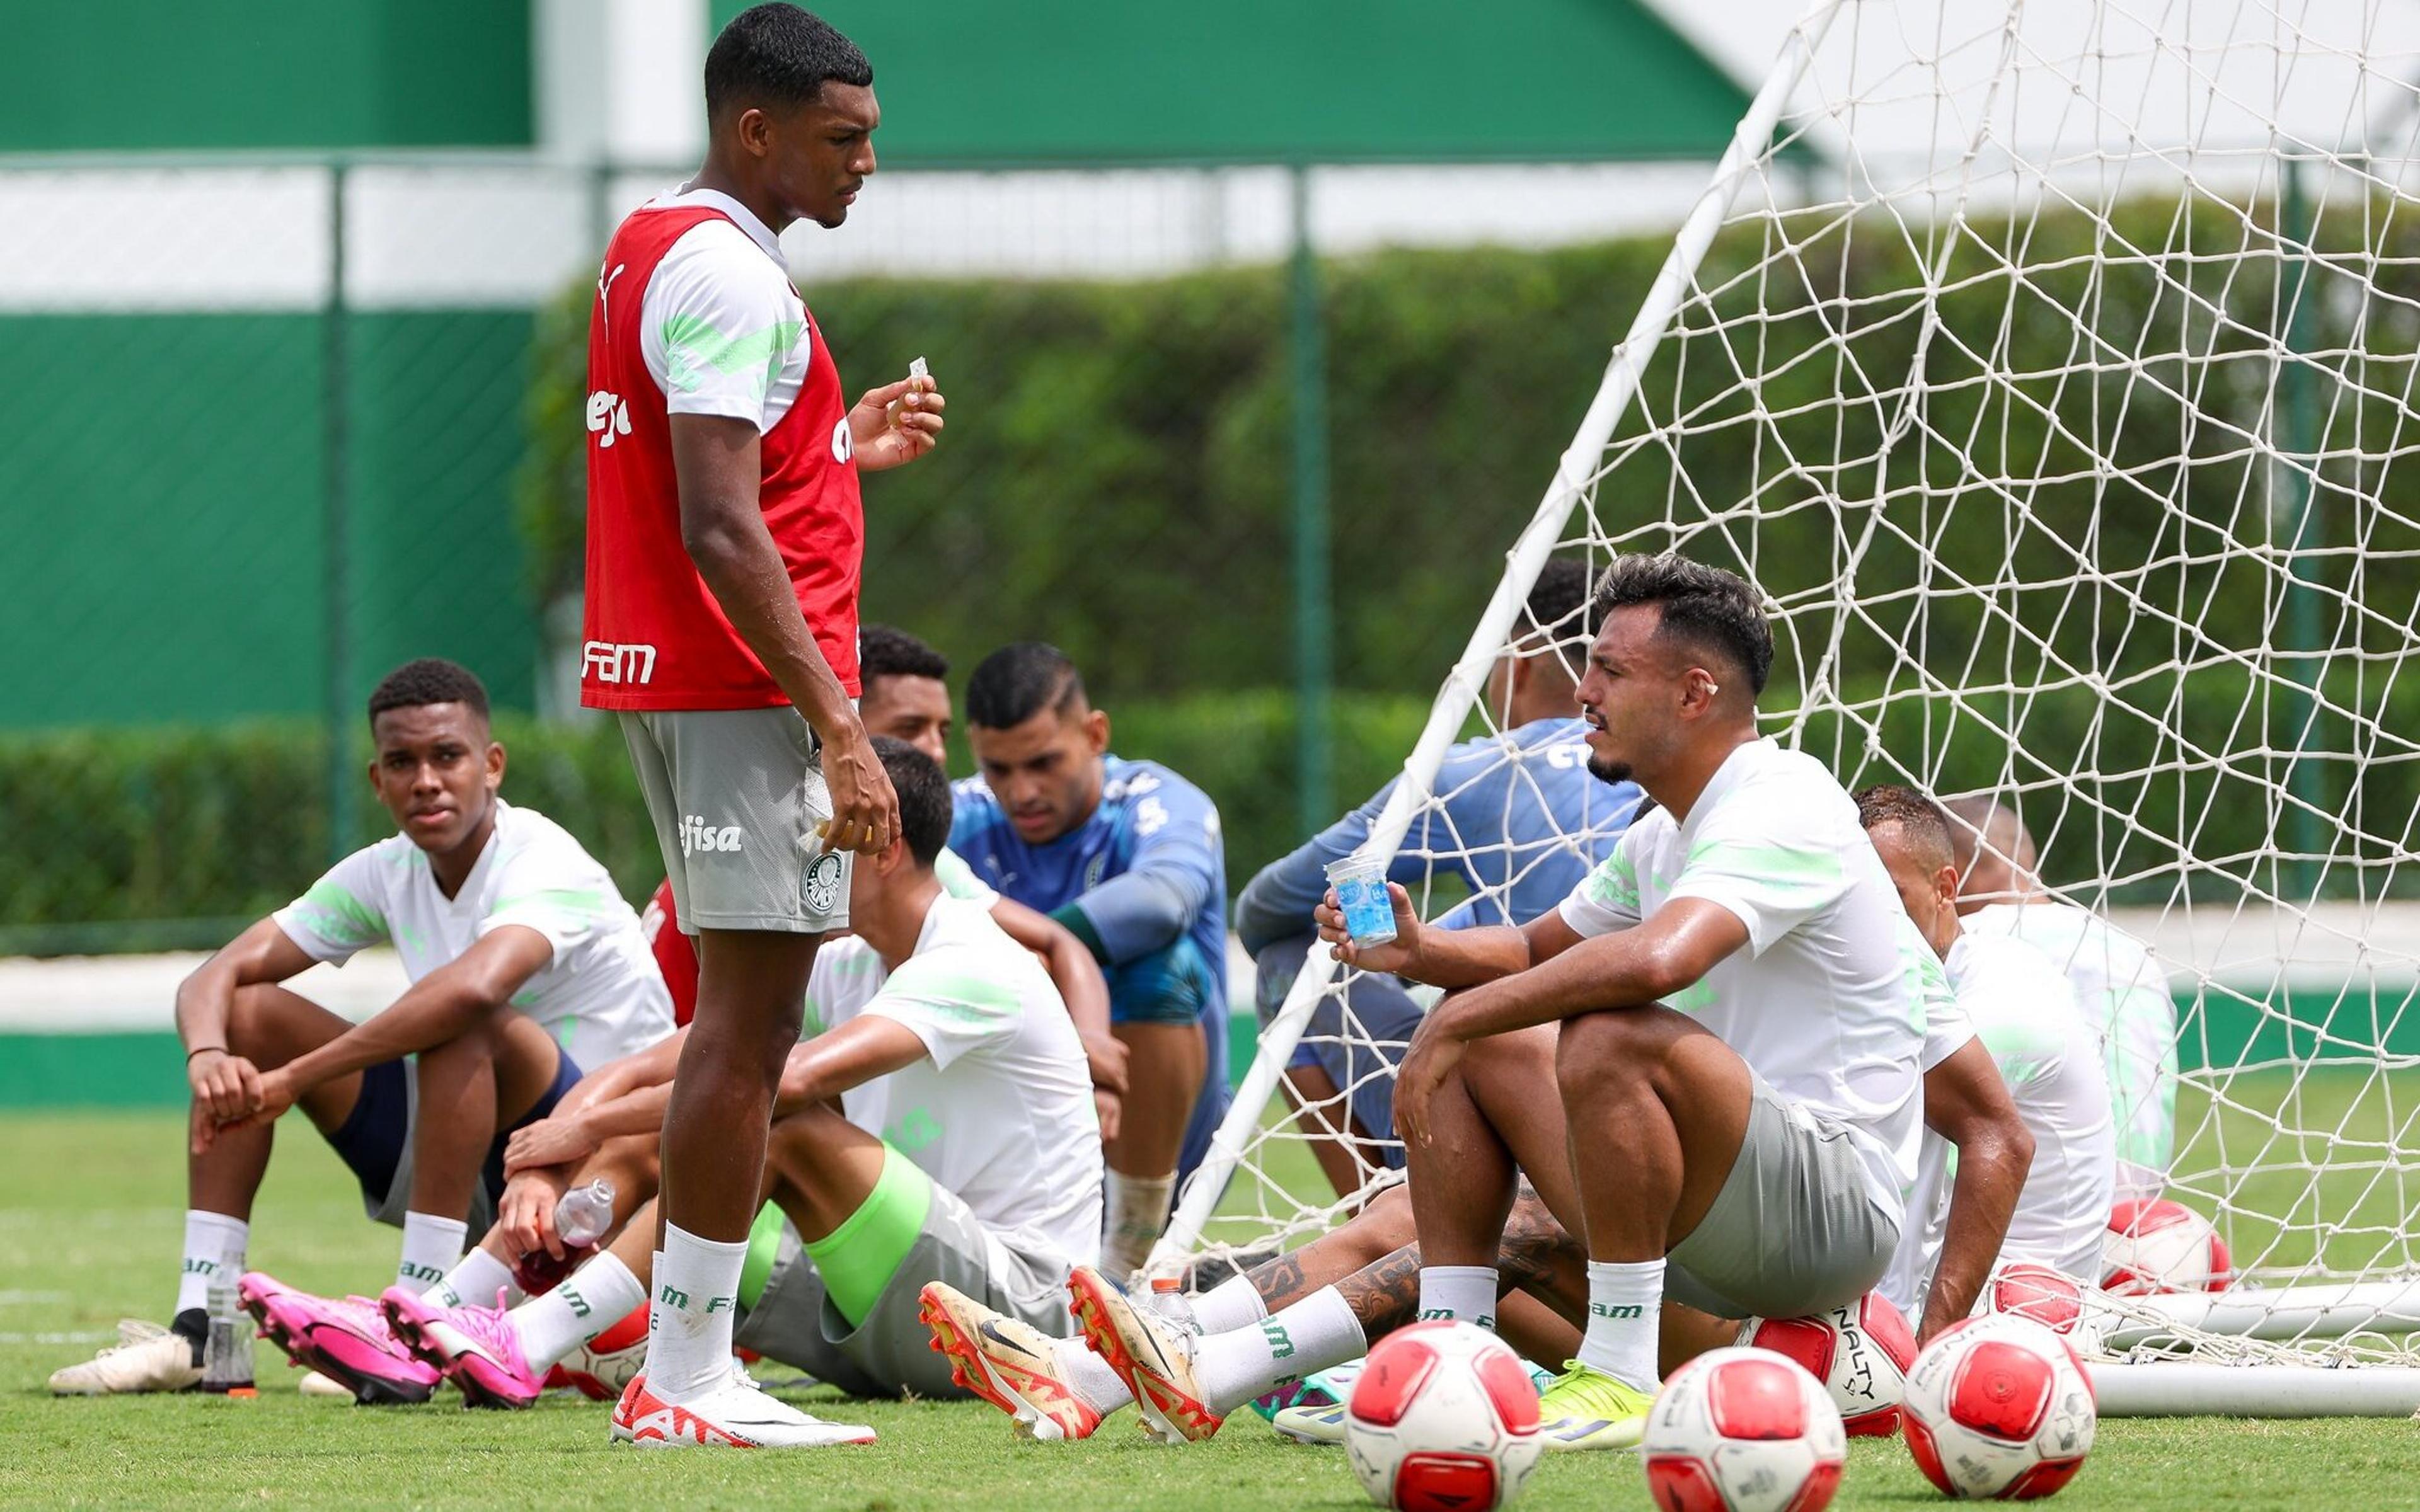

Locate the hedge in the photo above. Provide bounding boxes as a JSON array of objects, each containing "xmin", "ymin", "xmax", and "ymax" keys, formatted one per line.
[{"xmin": 0, "ymin": 694, "xmax": 1433, "ymax": 952}]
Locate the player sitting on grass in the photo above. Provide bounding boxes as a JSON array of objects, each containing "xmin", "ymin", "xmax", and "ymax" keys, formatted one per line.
[
  {"xmin": 381, "ymin": 740, "xmax": 1103, "ymax": 1444},
  {"xmin": 1947, "ymin": 794, "xmax": 2177, "ymax": 1202},
  {"xmin": 49, "ymin": 659, "xmax": 673, "ymax": 1401},
  {"xmin": 637, "ymin": 622, "xmax": 1127, "ymax": 1131},
  {"xmin": 1034, "ymin": 554, "xmax": 1930, "ymax": 1453},
  {"xmin": 1864, "ymin": 786, "xmax": 2116, "ymax": 1324},
  {"xmin": 1233, "ymin": 558, "xmax": 1640, "ymax": 1197},
  {"xmin": 953, "ymin": 642, "xmax": 1231, "ymax": 1276}
]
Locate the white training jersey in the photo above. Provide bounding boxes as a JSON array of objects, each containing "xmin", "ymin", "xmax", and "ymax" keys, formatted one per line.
[
  {"xmin": 635, "ymin": 186, "xmax": 810, "ymax": 435},
  {"xmin": 1881, "ymin": 931, "xmax": 2118, "ymax": 1315},
  {"xmin": 1560, "ymin": 738, "xmax": 1930, "ymax": 1222},
  {"xmin": 803, "ymin": 893, "xmax": 1102, "ymax": 1276},
  {"xmin": 274, "ymin": 799, "xmax": 674, "ymax": 1069},
  {"xmin": 1965, "ymin": 900, "xmax": 2175, "ymax": 1200}
]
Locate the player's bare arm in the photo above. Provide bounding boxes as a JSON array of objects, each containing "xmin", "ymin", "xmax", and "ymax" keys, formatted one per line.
[
  {"xmin": 174, "ymin": 917, "xmax": 319, "ymax": 1139},
  {"xmin": 1916, "ymin": 1038, "xmax": 2034, "ymax": 1340},
  {"xmin": 1392, "ymin": 898, "xmax": 1748, "ymax": 1148},
  {"xmin": 669, "ymin": 409, "xmax": 899, "ymax": 856},
  {"xmin": 500, "ymin": 1026, "xmax": 691, "ymax": 1176},
  {"xmin": 218, "ymin": 925, "xmax": 554, "ymax": 1140},
  {"xmin": 772, "ymin": 1014, "xmax": 926, "ymax": 1114}
]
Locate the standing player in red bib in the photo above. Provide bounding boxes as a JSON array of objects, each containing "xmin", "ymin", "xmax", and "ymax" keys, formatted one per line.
[{"xmin": 580, "ymin": 3, "xmax": 943, "ymax": 1448}]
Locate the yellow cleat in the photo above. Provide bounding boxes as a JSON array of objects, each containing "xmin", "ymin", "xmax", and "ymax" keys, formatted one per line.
[{"xmin": 1533, "ymin": 1360, "xmax": 1656, "ymax": 1451}]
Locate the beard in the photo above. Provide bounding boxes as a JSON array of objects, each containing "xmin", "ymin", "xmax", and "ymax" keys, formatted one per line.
[{"xmin": 1587, "ymin": 754, "xmax": 1632, "ymax": 786}]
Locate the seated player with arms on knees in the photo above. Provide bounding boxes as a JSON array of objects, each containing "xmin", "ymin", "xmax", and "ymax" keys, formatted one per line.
[
  {"xmin": 1947, "ymin": 795, "xmax": 2177, "ymax": 1202},
  {"xmin": 952, "ymin": 643, "xmax": 1231, "ymax": 1276},
  {"xmin": 385, "ymin": 740, "xmax": 1104, "ymax": 1443},
  {"xmin": 1234, "ymin": 558, "xmax": 1641, "ymax": 1198},
  {"xmin": 1021, "ymin": 555, "xmax": 1930, "ymax": 1452},
  {"xmin": 1862, "ymin": 786, "xmax": 2115, "ymax": 1329},
  {"xmin": 49, "ymin": 660, "xmax": 673, "ymax": 1400},
  {"xmin": 636, "ymin": 622, "xmax": 1126, "ymax": 1129}
]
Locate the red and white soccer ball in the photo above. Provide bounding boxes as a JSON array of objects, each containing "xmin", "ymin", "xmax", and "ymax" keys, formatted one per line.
[
  {"xmin": 1642, "ymin": 1347, "xmax": 1847, "ymax": 1512},
  {"xmin": 2101, "ymin": 1198, "xmax": 2232, "ymax": 1296},
  {"xmin": 1984, "ymin": 1264, "xmax": 2090, "ymax": 1339},
  {"xmin": 1901, "ymin": 1315, "xmax": 2096, "ymax": 1501},
  {"xmin": 1736, "ymin": 1292, "xmax": 1918, "ymax": 1437},
  {"xmin": 550, "ymin": 1303, "xmax": 648, "ymax": 1401},
  {"xmin": 1344, "ymin": 1321, "xmax": 1543, "ymax": 1512}
]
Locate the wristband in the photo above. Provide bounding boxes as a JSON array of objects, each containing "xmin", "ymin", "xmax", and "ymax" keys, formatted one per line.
[{"xmin": 186, "ymin": 1045, "xmax": 227, "ymax": 1061}]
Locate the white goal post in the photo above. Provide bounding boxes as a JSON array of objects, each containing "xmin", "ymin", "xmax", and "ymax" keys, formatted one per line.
[{"xmin": 1160, "ymin": 0, "xmax": 2420, "ymax": 1415}]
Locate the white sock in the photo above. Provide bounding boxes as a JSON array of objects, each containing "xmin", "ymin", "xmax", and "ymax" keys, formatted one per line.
[
  {"xmin": 1051, "ymin": 1337, "xmax": 1135, "ymax": 1416},
  {"xmin": 1417, "ymin": 1265, "xmax": 1499, "ymax": 1329},
  {"xmin": 1102, "ymin": 1171, "xmax": 1177, "ymax": 1276},
  {"xmin": 396, "ymin": 1212, "xmax": 469, "ymax": 1292},
  {"xmin": 512, "ymin": 1251, "xmax": 647, "ymax": 1373},
  {"xmin": 1577, "ymin": 1258, "xmax": 1664, "ymax": 1391},
  {"xmin": 429, "ymin": 1246, "xmax": 519, "ymax": 1309},
  {"xmin": 1192, "ymin": 1274, "xmax": 1270, "ymax": 1334},
  {"xmin": 1193, "ymin": 1285, "xmax": 1367, "ymax": 1414},
  {"xmin": 174, "ymin": 1210, "xmax": 250, "ymax": 1318},
  {"xmin": 645, "ymin": 1223, "xmax": 748, "ymax": 1402}
]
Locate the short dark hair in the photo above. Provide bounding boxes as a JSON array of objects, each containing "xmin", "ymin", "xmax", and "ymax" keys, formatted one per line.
[
  {"xmin": 875, "ymin": 736, "xmax": 952, "ymax": 866},
  {"xmin": 1591, "ymin": 553, "xmax": 1775, "ymax": 696},
  {"xmin": 367, "ymin": 658, "xmax": 489, "ymax": 728},
  {"xmin": 1855, "ymin": 783, "xmax": 1955, "ymax": 871},
  {"xmin": 964, "ymin": 643, "xmax": 1086, "ymax": 730},
  {"xmin": 704, "ymin": 4, "xmax": 872, "ymax": 121},
  {"xmin": 1523, "ymin": 556, "xmax": 1594, "ymax": 646},
  {"xmin": 859, "ymin": 624, "xmax": 949, "ymax": 690}
]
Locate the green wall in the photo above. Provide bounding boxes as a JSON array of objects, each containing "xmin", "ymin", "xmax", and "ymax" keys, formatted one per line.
[
  {"xmin": 0, "ymin": 0, "xmax": 531, "ymax": 151},
  {"xmin": 0, "ymin": 311, "xmax": 539, "ymax": 728},
  {"xmin": 716, "ymin": 0, "xmax": 1753, "ymax": 163}
]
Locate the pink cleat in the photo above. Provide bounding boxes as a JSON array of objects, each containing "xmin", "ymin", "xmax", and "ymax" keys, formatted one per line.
[
  {"xmin": 239, "ymin": 1272, "xmax": 440, "ymax": 1406},
  {"xmin": 379, "ymin": 1286, "xmax": 545, "ymax": 1410}
]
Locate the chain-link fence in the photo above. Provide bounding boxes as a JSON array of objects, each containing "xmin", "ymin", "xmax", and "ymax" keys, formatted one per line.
[{"xmin": 0, "ymin": 151, "xmax": 1715, "ymax": 953}]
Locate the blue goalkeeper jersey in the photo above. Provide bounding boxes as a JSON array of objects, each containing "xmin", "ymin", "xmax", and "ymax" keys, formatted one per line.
[
  {"xmin": 950, "ymin": 755, "xmax": 1231, "ymax": 1171},
  {"xmin": 1235, "ymin": 716, "xmax": 1643, "ymax": 953}
]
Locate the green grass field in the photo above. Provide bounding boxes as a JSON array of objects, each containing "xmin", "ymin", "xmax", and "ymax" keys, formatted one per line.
[{"xmin": 6, "ymin": 1109, "xmax": 2420, "ymax": 1510}]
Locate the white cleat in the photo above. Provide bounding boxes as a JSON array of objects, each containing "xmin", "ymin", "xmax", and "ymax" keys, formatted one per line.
[
  {"xmin": 297, "ymin": 1369, "xmax": 355, "ymax": 1399},
  {"xmin": 611, "ymin": 1366, "xmax": 877, "ymax": 1449},
  {"xmin": 48, "ymin": 1320, "xmax": 202, "ymax": 1395}
]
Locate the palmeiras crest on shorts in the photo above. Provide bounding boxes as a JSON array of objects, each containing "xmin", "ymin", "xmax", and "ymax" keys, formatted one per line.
[{"xmin": 804, "ymin": 852, "xmax": 846, "ymax": 915}]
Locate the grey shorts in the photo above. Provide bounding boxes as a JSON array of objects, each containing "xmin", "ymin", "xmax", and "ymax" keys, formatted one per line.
[
  {"xmin": 1664, "ymin": 1072, "xmax": 1901, "ymax": 1320},
  {"xmin": 619, "ymin": 707, "xmax": 851, "ymax": 934},
  {"xmin": 732, "ymin": 1184, "xmax": 1073, "ymax": 1400}
]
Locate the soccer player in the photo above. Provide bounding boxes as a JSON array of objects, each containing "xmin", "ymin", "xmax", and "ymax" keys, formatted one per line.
[
  {"xmin": 47, "ymin": 659, "xmax": 673, "ymax": 1400},
  {"xmin": 635, "ymin": 624, "xmax": 1126, "ymax": 1128},
  {"xmin": 384, "ymin": 742, "xmax": 1102, "ymax": 1435},
  {"xmin": 953, "ymin": 643, "xmax": 1230, "ymax": 1276},
  {"xmin": 1052, "ymin": 554, "xmax": 1930, "ymax": 1452},
  {"xmin": 1947, "ymin": 795, "xmax": 2176, "ymax": 1200},
  {"xmin": 1234, "ymin": 558, "xmax": 1640, "ymax": 1194},
  {"xmin": 579, "ymin": 4, "xmax": 944, "ymax": 1446},
  {"xmin": 1861, "ymin": 786, "xmax": 2112, "ymax": 1333}
]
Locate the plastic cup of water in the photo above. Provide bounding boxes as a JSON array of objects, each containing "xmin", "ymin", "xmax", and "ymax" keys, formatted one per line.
[{"xmin": 1325, "ymin": 855, "xmax": 1397, "ymax": 948}]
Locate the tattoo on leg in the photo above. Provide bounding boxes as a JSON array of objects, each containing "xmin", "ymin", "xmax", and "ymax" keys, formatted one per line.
[
  {"xmin": 1337, "ymin": 1246, "xmax": 1425, "ymax": 1334},
  {"xmin": 1248, "ymin": 1251, "xmax": 1311, "ymax": 1312}
]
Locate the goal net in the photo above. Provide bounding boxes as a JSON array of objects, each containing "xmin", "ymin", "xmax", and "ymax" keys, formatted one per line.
[{"xmin": 1165, "ymin": 0, "xmax": 2420, "ymax": 1396}]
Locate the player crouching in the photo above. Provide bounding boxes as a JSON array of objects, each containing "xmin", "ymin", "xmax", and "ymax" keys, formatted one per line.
[
  {"xmin": 47, "ymin": 660, "xmax": 672, "ymax": 1402},
  {"xmin": 384, "ymin": 740, "xmax": 1104, "ymax": 1447}
]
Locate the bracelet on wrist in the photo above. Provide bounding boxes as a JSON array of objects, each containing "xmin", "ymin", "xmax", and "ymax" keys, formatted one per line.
[{"xmin": 186, "ymin": 1045, "xmax": 227, "ymax": 1061}]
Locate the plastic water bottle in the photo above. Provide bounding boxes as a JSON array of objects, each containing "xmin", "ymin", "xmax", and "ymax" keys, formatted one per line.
[
  {"xmin": 199, "ymin": 1278, "xmax": 254, "ymax": 1395},
  {"xmin": 1141, "ymin": 1275, "xmax": 1197, "ymax": 1334},
  {"xmin": 513, "ymin": 1177, "xmax": 617, "ymax": 1295}
]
